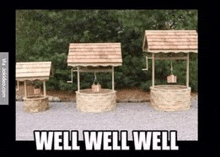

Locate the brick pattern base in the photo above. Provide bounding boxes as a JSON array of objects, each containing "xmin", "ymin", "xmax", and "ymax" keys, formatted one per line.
[
  {"xmin": 24, "ymin": 96, "xmax": 49, "ymax": 113},
  {"xmin": 76, "ymin": 89, "xmax": 116, "ymax": 113},
  {"xmin": 150, "ymin": 85, "xmax": 191, "ymax": 112}
]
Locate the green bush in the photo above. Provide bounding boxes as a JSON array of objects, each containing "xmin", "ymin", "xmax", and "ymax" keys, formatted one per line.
[
  {"xmin": 140, "ymin": 80, "xmax": 152, "ymax": 91},
  {"xmin": 16, "ymin": 10, "xmax": 198, "ymax": 92}
]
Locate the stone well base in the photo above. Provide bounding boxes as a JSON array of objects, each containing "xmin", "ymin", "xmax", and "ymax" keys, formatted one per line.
[
  {"xmin": 150, "ymin": 85, "xmax": 191, "ymax": 111},
  {"xmin": 76, "ymin": 89, "xmax": 116, "ymax": 113},
  {"xmin": 23, "ymin": 95, "xmax": 49, "ymax": 113}
]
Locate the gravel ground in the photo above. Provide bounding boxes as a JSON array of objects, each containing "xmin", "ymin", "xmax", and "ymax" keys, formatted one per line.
[{"xmin": 16, "ymin": 101, "xmax": 198, "ymax": 141}]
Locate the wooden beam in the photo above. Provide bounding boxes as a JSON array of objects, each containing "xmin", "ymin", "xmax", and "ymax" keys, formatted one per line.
[
  {"xmin": 16, "ymin": 77, "xmax": 49, "ymax": 81},
  {"xmin": 77, "ymin": 67, "xmax": 80, "ymax": 92},
  {"xmin": 186, "ymin": 53, "xmax": 189, "ymax": 88},
  {"xmin": 43, "ymin": 80, "xmax": 46, "ymax": 97},
  {"xmin": 146, "ymin": 50, "xmax": 198, "ymax": 53},
  {"xmin": 16, "ymin": 72, "xmax": 50, "ymax": 78},
  {"xmin": 112, "ymin": 66, "xmax": 114, "ymax": 91},
  {"xmin": 152, "ymin": 53, "xmax": 155, "ymax": 87},
  {"xmin": 68, "ymin": 55, "xmax": 121, "ymax": 59},
  {"xmin": 142, "ymin": 33, "xmax": 146, "ymax": 51},
  {"xmin": 24, "ymin": 80, "xmax": 27, "ymax": 99},
  {"xmin": 147, "ymin": 57, "xmax": 187, "ymax": 60},
  {"xmin": 67, "ymin": 63, "xmax": 122, "ymax": 67},
  {"xmin": 79, "ymin": 69, "xmax": 112, "ymax": 73},
  {"xmin": 71, "ymin": 67, "xmax": 113, "ymax": 73},
  {"xmin": 16, "ymin": 81, "xmax": 19, "ymax": 91},
  {"xmin": 67, "ymin": 58, "xmax": 122, "ymax": 63}
]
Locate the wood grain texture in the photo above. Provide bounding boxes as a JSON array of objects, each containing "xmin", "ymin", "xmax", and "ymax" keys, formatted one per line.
[
  {"xmin": 143, "ymin": 30, "xmax": 198, "ymax": 53},
  {"xmin": 16, "ymin": 62, "xmax": 52, "ymax": 80},
  {"xmin": 67, "ymin": 58, "xmax": 122, "ymax": 63},
  {"xmin": 67, "ymin": 43, "xmax": 122, "ymax": 67}
]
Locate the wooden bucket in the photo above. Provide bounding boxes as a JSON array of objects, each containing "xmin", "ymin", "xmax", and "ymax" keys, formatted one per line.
[
  {"xmin": 167, "ymin": 74, "xmax": 177, "ymax": 83},
  {"xmin": 34, "ymin": 88, "xmax": 41, "ymax": 95},
  {"xmin": 92, "ymin": 83, "xmax": 101, "ymax": 92}
]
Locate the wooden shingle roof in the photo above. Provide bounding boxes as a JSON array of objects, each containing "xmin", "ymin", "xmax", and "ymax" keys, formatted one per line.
[
  {"xmin": 67, "ymin": 43, "xmax": 122, "ymax": 67},
  {"xmin": 16, "ymin": 62, "xmax": 52, "ymax": 81},
  {"xmin": 143, "ymin": 30, "xmax": 198, "ymax": 53}
]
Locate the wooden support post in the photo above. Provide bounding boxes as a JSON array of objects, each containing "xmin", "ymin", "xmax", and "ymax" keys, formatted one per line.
[
  {"xmin": 112, "ymin": 66, "xmax": 114, "ymax": 91},
  {"xmin": 16, "ymin": 81, "xmax": 19, "ymax": 90},
  {"xmin": 24, "ymin": 80, "xmax": 27, "ymax": 99},
  {"xmin": 77, "ymin": 67, "xmax": 80, "ymax": 92},
  {"xmin": 43, "ymin": 80, "xmax": 46, "ymax": 97},
  {"xmin": 186, "ymin": 53, "xmax": 189, "ymax": 88},
  {"xmin": 152, "ymin": 53, "xmax": 155, "ymax": 87}
]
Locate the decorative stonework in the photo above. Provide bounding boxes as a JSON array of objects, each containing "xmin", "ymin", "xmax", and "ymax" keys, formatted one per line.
[
  {"xmin": 23, "ymin": 95, "xmax": 49, "ymax": 113},
  {"xmin": 150, "ymin": 85, "xmax": 191, "ymax": 111},
  {"xmin": 76, "ymin": 89, "xmax": 116, "ymax": 113}
]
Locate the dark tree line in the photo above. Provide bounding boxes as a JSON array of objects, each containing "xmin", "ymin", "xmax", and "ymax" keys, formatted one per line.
[{"xmin": 16, "ymin": 10, "xmax": 198, "ymax": 91}]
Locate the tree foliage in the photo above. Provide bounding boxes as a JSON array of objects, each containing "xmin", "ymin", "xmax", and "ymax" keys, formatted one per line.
[{"xmin": 16, "ymin": 10, "xmax": 198, "ymax": 91}]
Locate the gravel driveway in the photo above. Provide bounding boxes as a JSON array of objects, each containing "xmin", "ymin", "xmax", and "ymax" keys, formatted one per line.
[{"xmin": 16, "ymin": 101, "xmax": 198, "ymax": 141}]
